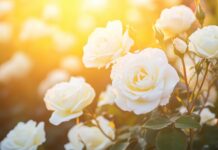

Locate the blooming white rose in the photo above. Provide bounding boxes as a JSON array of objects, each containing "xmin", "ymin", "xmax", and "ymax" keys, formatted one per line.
[
  {"xmin": 20, "ymin": 19, "xmax": 51, "ymax": 41},
  {"xmin": 111, "ymin": 48, "xmax": 179, "ymax": 114},
  {"xmin": 65, "ymin": 116, "xmax": 115, "ymax": 150},
  {"xmin": 83, "ymin": 20, "xmax": 134, "ymax": 68},
  {"xmin": 173, "ymin": 38, "xmax": 187, "ymax": 54},
  {"xmin": 0, "ymin": 52, "xmax": 32, "ymax": 83},
  {"xmin": 200, "ymin": 108, "xmax": 217, "ymax": 126},
  {"xmin": 155, "ymin": 5, "xmax": 195, "ymax": 39},
  {"xmin": 98, "ymin": 85, "xmax": 115, "ymax": 107},
  {"xmin": 0, "ymin": 22, "xmax": 12, "ymax": 43},
  {"xmin": 44, "ymin": 77, "xmax": 95, "ymax": 125},
  {"xmin": 189, "ymin": 25, "xmax": 218, "ymax": 58},
  {"xmin": 0, "ymin": 120, "xmax": 46, "ymax": 150},
  {"xmin": 38, "ymin": 69, "xmax": 70, "ymax": 96}
]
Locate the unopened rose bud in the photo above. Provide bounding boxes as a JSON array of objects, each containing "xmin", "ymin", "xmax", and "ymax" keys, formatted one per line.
[{"xmin": 173, "ymin": 38, "xmax": 187, "ymax": 55}]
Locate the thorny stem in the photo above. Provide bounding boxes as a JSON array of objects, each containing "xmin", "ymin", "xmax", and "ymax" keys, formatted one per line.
[
  {"xmin": 198, "ymin": 77, "xmax": 217, "ymax": 114},
  {"xmin": 94, "ymin": 118, "xmax": 115, "ymax": 142},
  {"xmin": 187, "ymin": 61, "xmax": 209, "ymax": 150},
  {"xmin": 180, "ymin": 56, "xmax": 194, "ymax": 150},
  {"xmin": 85, "ymin": 112, "xmax": 115, "ymax": 142},
  {"xmin": 190, "ymin": 74, "xmax": 199, "ymax": 101},
  {"xmin": 188, "ymin": 129, "xmax": 194, "ymax": 150},
  {"xmin": 191, "ymin": 61, "xmax": 210, "ymax": 111},
  {"xmin": 180, "ymin": 56, "xmax": 191, "ymax": 113}
]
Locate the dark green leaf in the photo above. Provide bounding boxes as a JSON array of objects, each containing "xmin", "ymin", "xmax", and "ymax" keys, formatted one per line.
[
  {"xmin": 145, "ymin": 130, "xmax": 158, "ymax": 145},
  {"xmin": 156, "ymin": 128, "xmax": 187, "ymax": 150},
  {"xmin": 144, "ymin": 116, "xmax": 172, "ymax": 130},
  {"xmin": 175, "ymin": 115, "xmax": 200, "ymax": 129}
]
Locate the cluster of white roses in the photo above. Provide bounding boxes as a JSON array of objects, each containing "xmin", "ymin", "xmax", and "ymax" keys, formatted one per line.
[{"xmin": 1, "ymin": 3, "xmax": 218, "ymax": 150}]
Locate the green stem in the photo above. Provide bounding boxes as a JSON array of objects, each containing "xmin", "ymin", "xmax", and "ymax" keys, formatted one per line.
[
  {"xmin": 191, "ymin": 61, "xmax": 210, "ymax": 111},
  {"xmin": 94, "ymin": 118, "xmax": 115, "ymax": 142},
  {"xmin": 181, "ymin": 56, "xmax": 191, "ymax": 113}
]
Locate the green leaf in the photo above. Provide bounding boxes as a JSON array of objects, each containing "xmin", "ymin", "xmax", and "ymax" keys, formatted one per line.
[
  {"xmin": 109, "ymin": 142, "xmax": 129, "ymax": 150},
  {"xmin": 156, "ymin": 128, "xmax": 187, "ymax": 150},
  {"xmin": 175, "ymin": 115, "xmax": 200, "ymax": 129},
  {"xmin": 144, "ymin": 116, "xmax": 172, "ymax": 130}
]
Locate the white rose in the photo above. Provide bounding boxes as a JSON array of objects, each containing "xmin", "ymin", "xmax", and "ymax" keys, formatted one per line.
[
  {"xmin": 44, "ymin": 77, "xmax": 95, "ymax": 125},
  {"xmin": 60, "ymin": 56, "xmax": 82, "ymax": 73},
  {"xmin": 155, "ymin": 5, "xmax": 195, "ymax": 39},
  {"xmin": 38, "ymin": 69, "xmax": 70, "ymax": 96},
  {"xmin": 20, "ymin": 19, "xmax": 51, "ymax": 41},
  {"xmin": 51, "ymin": 28, "xmax": 76, "ymax": 52},
  {"xmin": 0, "ymin": 52, "xmax": 32, "ymax": 83},
  {"xmin": 111, "ymin": 48, "xmax": 179, "ymax": 114},
  {"xmin": 43, "ymin": 4, "xmax": 60, "ymax": 21},
  {"xmin": 0, "ymin": 0, "xmax": 14, "ymax": 17},
  {"xmin": 189, "ymin": 25, "xmax": 218, "ymax": 58},
  {"xmin": 83, "ymin": 20, "xmax": 134, "ymax": 68},
  {"xmin": 98, "ymin": 85, "xmax": 115, "ymax": 107},
  {"xmin": 173, "ymin": 38, "xmax": 187, "ymax": 54},
  {"xmin": 65, "ymin": 116, "xmax": 115, "ymax": 150},
  {"xmin": 0, "ymin": 120, "xmax": 46, "ymax": 150},
  {"xmin": 200, "ymin": 108, "xmax": 217, "ymax": 126}
]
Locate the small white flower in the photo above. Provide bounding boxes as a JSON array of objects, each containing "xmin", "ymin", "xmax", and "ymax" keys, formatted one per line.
[
  {"xmin": 20, "ymin": 19, "xmax": 51, "ymax": 41},
  {"xmin": 44, "ymin": 77, "xmax": 95, "ymax": 125},
  {"xmin": 98, "ymin": 85, "xmax": 115, "ymax": 107},
  {"xmin": 129, "ymin": 0, "xmax": 181, "ymax": 10},
  {"xmin": 0, "ymin": 22, "xmax": 12, "ymax": 43},
  {"xmin": 200, "ymin": 108, "xmax": 217, "ymax": 126},
  {"xmin": 179, "ymin": 106, "xmax": 187, "ymax": 114},
  {"xmin": 0, "ymin": 52, "xmax": 32, "ymax": 83},
  {"xmin": 38, "ymin": 69, "xmax": 70, "ymax": 96},
  {"xmin": 0, "ymin": 0, "xmax": 14, "ymax": 17},
  {"xmin": 82, "ymin": 0, "xmax": 108, "ymax": 12},
  {"xmin": 111, "ymin": 48, "xmax": 179, "ymax": 114},
  {"xmin": 189, "ymin": 25, "xmax": 218, "ymax": 58},
  {"xmin": 0, "ymin": 120, "xmax": 46, "ymax": 150},
  {"xmin": 43, "ymin": 4, "xmax": 60, "ymax": 21},
  {"xmin": 83, "ymin": 20, "xmax": 134, "ymax": 68},
  {"xmin": 64, "ymin": 116, "xmax": 115, "ymax": 150},
  {"xmin": 51, "ymin": 28, "xmax": 76, "ymax": 52},
  {"xmin": 60, "ymin": 56, "xmax": 82, "ymax": 73},
  {"xmin": 173, "ymin": 38, "xmax": 187, "ymax": 54},
  {"xmin": 155, "ymin": 5, "xmax": 195, "ymax": 39}
]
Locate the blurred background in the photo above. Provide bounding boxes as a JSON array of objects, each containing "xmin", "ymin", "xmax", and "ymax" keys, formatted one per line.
[{"xmin": 0, "ymin": 0, "xmax": 218, "ymax": 149}]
